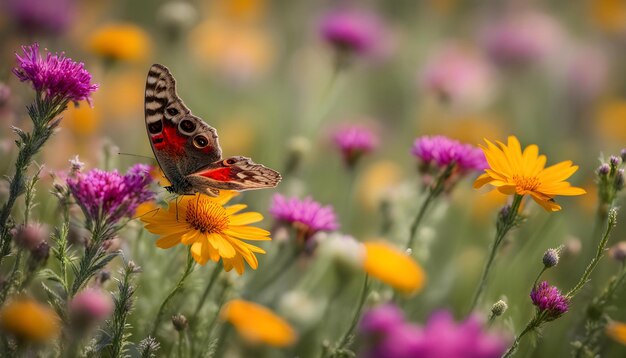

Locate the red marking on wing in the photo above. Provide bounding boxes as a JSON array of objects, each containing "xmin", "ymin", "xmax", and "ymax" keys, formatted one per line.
[
  {"xmin": 151, "ymin": 134, "xmax": 166, "ymax": 149},
  {"xmin": 157, "ymin": 121, "xmax": 187, "ymax": 154},
  {"xmin": 199, "ymin": 167, "xmax": 233, "ymax": 182}
]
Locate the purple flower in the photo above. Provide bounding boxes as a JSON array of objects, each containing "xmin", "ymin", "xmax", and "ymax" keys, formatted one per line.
[
  {"xmin": 411, "ymin": 135, "xmax": 487, "ymax": 172},
  {"xmin": 5, "ymin": 0, "xmax": 75, "ymax": 35},
  {"xmin": 70, "ymin": 288, "xmax": 113, "ymax": 326},
  {"xmin": 530, "ymin": 281, "xmax": 569, "ymax": 320},
  {"xmin": 481, "ymin": 11, "xmax": 563, "ymax": 67},
  {"xmin": 420, "ymin": 44, "xmax": 494, "ymax": 109},
  {"xmin": 360, "ymin": 308, "xmax": 508, "ymax": 358},
  {"xmin": 332, "ymin": 124, "xmax": 378, "ymax": 167},
  {"xmin": 67, "ymin": 164, "xmax": 154, "ymax": 226},
  {"xmin": 319, "ymin": 9, "xmax": 387, "ymax": 57},
  {"xmin": 13, "ymin": 43, "xmax": 98, "ymax": 104},
  {"xmin": 269, "ymin": 194, "xmax": 339, "ymax": 240}
]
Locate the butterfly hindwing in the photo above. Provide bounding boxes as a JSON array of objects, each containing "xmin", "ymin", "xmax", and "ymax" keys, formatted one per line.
[{"xmin": 191, "ymin": 156, "xmax": 282, "ymax": 191}]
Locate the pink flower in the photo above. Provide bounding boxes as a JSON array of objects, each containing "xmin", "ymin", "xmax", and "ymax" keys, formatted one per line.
[
  {"xmin": 269, "ymin": 194, "xmax": 339, "ymax": 241},
  {"xmin": 70, "ymin": 288, "xmax": 113, "ymax": 324},
  {"xmin": 420, "ymin": 44, "xmax": 495, "ymax": 109},
  {"xmin": 332, "ymin": 124, "xmax": 378, "ymax": 167}
]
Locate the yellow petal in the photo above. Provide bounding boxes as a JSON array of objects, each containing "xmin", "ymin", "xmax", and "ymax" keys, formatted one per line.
[
  {"xmin": 363, "ymin": 241, "xmax": 426, "ymax": 295},
  {"xmin": 224, "ymin": 227, "xmax": 271, "ymax": 240},
  {"xmin": 207, "ymin": 234, "xmax": 236, "ymax": 258},
  {"xmin": 607, "ymin": 322, "xmax": 626, "ymax": 345},
  {"xmin": 225, "ymin": 204, "xmax": 248, "ymax": 215},
  {"xmin": 156, "ymin": 233, "xmax": 182, "ymax": 249},
  {"xmin": 230, "ymin": 212, "xmax": 263, "ymax": 226}
]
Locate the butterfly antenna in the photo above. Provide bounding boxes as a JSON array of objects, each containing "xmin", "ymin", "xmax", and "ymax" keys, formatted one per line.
[
  {"xmin": 131, "ymin": 206, "xmax": 161, "ymax": 220},
  {"xmin": 118, "ymin": 152, "xmax": 155, "ymax": 160}
]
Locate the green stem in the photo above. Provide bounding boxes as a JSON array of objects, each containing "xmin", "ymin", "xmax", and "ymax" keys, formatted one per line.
[
  {"xmin": 0, "ymin": 250, "xmax": 23, "ymax": 305},
  {"xmin": 335, "ymin": 275, "xmax": 369, "ymax": 352},
  {"xmin": 502, "ymin": 313, "xmax": 543, "ymax": 358},
  {"xmin": 151, "ymin": 250, "xmax": 195, "ymax": 337},
  {"xmin": 469, "ymin": 194, "xmax": 523, "ymax": 312},
  {"xmin": 566, "ymin": 209, "xmax": 618, "ymax": 299},
  {"xmin": 533, "ymin": 267, "xmax": 548, "ymax": 288},
  {"xmin": 191, "ymin": 262, "xmax": 223, "ymax": 321},
  {"xmin": 406, "ymin": 163, "xmax": 455, "ymax": 251}
]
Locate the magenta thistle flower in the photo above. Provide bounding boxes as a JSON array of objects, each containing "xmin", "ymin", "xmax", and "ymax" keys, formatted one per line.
[
  {"xmin": 13, "ymin": 43, "xmax": 98, "ymax": 104},
  {"xmin": 411, "ymin": 135, "xmax": 487, "ymax": 172},
  {"xmin": 269, "ymin": 194, "xmax": 339, "ymax": 241},
  {"xmin": 530, "ymin": 281, "xmax": 569, "ymax": 320},
  {"xmin": 332, "ymin": 124, "xmax": 378, "ymax": 167},
  {"xmin": 319, "ymin": 9, "xmax": 385, "ymax": 56},
  {"xmin": 360, "ymin": 308, "xmax": 507, "ymax": 358},
  {"xmin": 67, "ymin": 164, "xmax": 154, "ymax": 227}
]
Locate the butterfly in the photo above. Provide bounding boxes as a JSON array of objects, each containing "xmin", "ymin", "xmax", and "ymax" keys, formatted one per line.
[{"xmin": 144, "ymin": 64, "xmax": 281, "ymax": 197}]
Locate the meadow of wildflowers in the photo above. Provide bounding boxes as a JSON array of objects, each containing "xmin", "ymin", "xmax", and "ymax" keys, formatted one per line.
[{"xmin": 1, "ymin": 1, "xmax": 626, "ymax": 357}]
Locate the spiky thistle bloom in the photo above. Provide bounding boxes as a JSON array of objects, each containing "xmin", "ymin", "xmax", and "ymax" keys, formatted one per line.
[
  {"xmin": 142, "ymin": 191, "xmax": 270, "ymax": 274},
  {"xmin": 332, "ymin": 124, "xmax": 379, "ymax": 167},
  {"xmin": 269, "ymin": 194, "xmax": 339, "ymax": 241},
  {"xmin": 67, "ymin": 164, "xmax": 154, "ymax": 228},
  {"xmin": 411, "ymin": 135, "xmax": 487, "ymax": 172},
  {"xmin": 319, "ymin": 8, "xmax": 386, "ymax": 57},
  {"xmin": 13, "ymin": 43, "xmax": 98, "ymax": 104},
  {"xmin": 530, "ymin": 281, "xmax": 569, "ymax": 320},
  {"xmin": 474, "ymin": 136, "xmax": 586, "ymax": 211}
]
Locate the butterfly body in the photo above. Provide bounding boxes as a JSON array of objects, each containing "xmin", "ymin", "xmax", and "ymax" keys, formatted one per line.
[{"xmin": 145, "ymin": 64, "xmax": 280, "ymax": 196}]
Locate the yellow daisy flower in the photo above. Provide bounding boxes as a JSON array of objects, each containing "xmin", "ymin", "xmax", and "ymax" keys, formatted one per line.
[
  {"xmin": 363, "ymin": 241, "xmax": 426, "ymax": 295},
  {"xmin": 474, "ymin": 136, "xmax": 586, "ymax": 212},
  {"xmin": 141, "ymin": 191, "xmax": 270, "ymax": 274},
  {"xmin": 0, "ymin": 298, "xmax": 60, "ymax": 342},
  {"xmin": 87, "ymin": 23, "xmax": 151, "ymax": 62},
  {"xmin": 221, "ymin": 299, "xmax": 296, "ymax": 347}
]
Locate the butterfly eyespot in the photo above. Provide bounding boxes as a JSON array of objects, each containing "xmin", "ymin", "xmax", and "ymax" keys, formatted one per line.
[
  {"xmin": 166, "ymin": 107, "xmax": 179, "ymax": 116},
  {"xmin": 193, "ymin": 135, "xmax": 209, "ymax": 148},
  {"xmin": 179, "ymin": 119, "xmax": 196, "ymax": 133},
  {"xmin": 148, "ymin": 121, "xmax": 163, "ymax": 134},
  {"xmin": 224, "ymin": 158, "xmax": 237, "ymax": 165}
]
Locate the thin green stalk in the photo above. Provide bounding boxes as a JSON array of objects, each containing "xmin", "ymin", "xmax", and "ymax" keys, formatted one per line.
[
  {"xmin": 191, "ymin": 262, "xmax": 223, "ymax": 320},
  {"xmin": 250, "ymin": 247, "xmax": 298, "ymax": 295},
  {"xmin": 334, "ymin": 274, "xmax": 369, "ymax": 353},
  {"xmin": 469, "ymin": 194, "xmax": 523, "ymax": 311},
  {"xmin": 566, "ymin": 208, "xmax": 618, "ymax": 299},
  {"xmin": 406, "ymin": 163, "xmax": 455, "ymax": 251},
  {"xmin": 502, "ymin": 313, "xmax": 544, "ymax": 358},
  {"xmin": 151, "ymin": 250, "xmax": 195, "ymax": 337},
  {"xmin": 0, "ymin": 250, "xmax": 23, "ymax": 305}
]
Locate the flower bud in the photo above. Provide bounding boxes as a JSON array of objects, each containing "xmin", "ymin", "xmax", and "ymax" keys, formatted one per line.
[
  {"xmin": 610, "ymin": 155, "xmax": 621, "ymax": 168},
  {"xmin": 615, "ymin": 169, "xmax": 624, "ymax": 191},
  {"xmin": 69, "ymin": 155, "xmax": 84, "ymax": 175},
  {"xmin": 70, "ymin": 288, "xmax": 113, "ymax": 327},
  {"xmin": 609, "ymin": 242, "xmax": 626, "ymax": 263},
  {"xmin": 598, "ymin": 163, "xmax": 610, "ymax": 176},
  {"xmin": 621, "ymin": 148, "xmax": 626, "ymax": 163},
  {"xmin": 12, "ymin": 224, "xmax": 48, "ymax": 251},
  {"xmin": 542, "ymin": 247, "xmax": 561, "ymax": 268},
  {"xmin": 490, "ymin": 300, "xmax": 508, "ymax": 317},
  {"xmin": 171, "ymin": 313, "xmax": 188, "ymax": 331}
]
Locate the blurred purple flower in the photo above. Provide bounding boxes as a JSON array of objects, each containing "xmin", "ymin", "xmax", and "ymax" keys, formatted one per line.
[
  {"xmin": 13, "ymin": 43, "xmax": 98, "ymax": 104},
  {"xmin": 420, "ymin": 44, "xmax": 495, "ymax": 109},
  {"xmin": 269, "ymin": 194, "xmax": 339, "ymax": 240},
  {"xmin": 530, "ymin": 281, "xmax": 569, "ymax": 320},
  {"xmin": 411, "ymin": 135, "xmax": 487, "ymax": 172},
  {"xmin": 564, "ymin": 45, "xmax": 609, "ymax": 100},
  {"xmin": 360, "ymin": 307, "xmax": 507, "ymax": 358},
  {"xmin": 5, "ymin": 0, "xmax": 75, "ymax": 35},
  {"xmin": 481, "ymin": 11, "xmax": 563, "ymax": 67},
  {"xmin": 67, "ymin": 164, "xmax": 154, "ymax": 226},
  {"xmin": 332, "ymin": 124, "xmax": 379, "ymax": 167},
  {"xmin": 319, "ymin": 8, "xmax": 387, "ymax": 57}
]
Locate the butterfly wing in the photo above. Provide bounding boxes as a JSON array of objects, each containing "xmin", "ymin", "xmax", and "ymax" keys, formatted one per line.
[
  {"xmin": 187, "ymin": 156, "xmax": 281, "ymax": 192},
  {"xmin": 145, "ymin": 64, "xmax": 223, "ymax": 189}
]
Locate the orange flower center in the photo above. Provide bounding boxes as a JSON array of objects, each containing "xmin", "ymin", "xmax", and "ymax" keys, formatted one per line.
[
  {"xmin": 513, "ymin": 175, "xmax": 541, "ymax": 192},
  {"xmin": 186, "ymin": 197, "xmax": 229, "ymax": 233}
]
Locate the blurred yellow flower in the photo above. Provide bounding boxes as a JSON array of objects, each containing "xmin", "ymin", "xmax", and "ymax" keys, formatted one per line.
[
  {"xmin": 607, "ymin": 321, "xmax": 626, "ymax": 345},
  {"xmin": 189, "ymin": 20, "xmax": 274, "ymax": 81},
  {"xmin": 141, "ymin": 191, "xmax": 270, "ymax": 274},
  {"xmin": 0, "ymin": 298, "xmax": 60, "ymax": 342},
  {"xmin": 474, "ymin": 136, "xmax": 586, "ymax": 212},
  {"xmin": 221, "ymin": 299, "xmax": 296, "ymax": 347},
  {"xmin": 363, "ymin": 241, "xmax": 426, "ymax": 295},
  {"xmin": 87, "ymin": 23, "xmax": 151, "ymax": 62},
  {"xmin": 209, "ymin": 0, "xmax": 266, "ymax": 22},
  {"xmin": 99, "ymin": 71, "xmax": 144, "ymax": 119},
  {"xmin": 216, "ymin": 116, "xmax": 256, "ymax": 155},
  {"xmin": 591, "ymin": 0, "xmax": 626, "ymax": 33},
  {"xmin": 596, "ymin": 99, "xmax": 626, "ymax": 142},
  {"xmin": 358, "ymin": 161, "xmax": 403, "ymax": 210},
  {"xmin": 64, "ymin": 102, "xmax": 101, "ymax": 136}
]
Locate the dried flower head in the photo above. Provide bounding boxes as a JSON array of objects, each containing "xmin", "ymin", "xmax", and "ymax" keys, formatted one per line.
[{"xmin": 13, "ymin": 43, "xmax": 98, "ymax": 104}]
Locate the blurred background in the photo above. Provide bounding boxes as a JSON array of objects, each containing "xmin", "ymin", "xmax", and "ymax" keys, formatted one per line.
[{"xmin": 1, "ymin": 0, "xmax": 626, "ymax": 356}]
